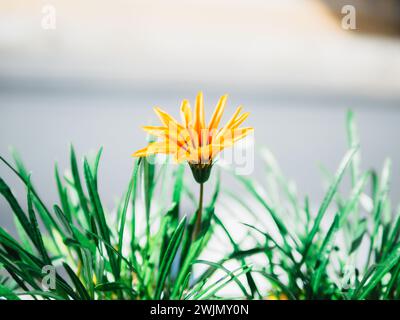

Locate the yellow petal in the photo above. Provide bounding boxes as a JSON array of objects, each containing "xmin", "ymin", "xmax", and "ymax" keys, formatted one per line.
[
  {"xmin": 231, "ymin": 112, "xmax": 249, "ymax": 129},
  {"xmin": 142, "ymin": 126, "xmax": 168, "ymax": 138},
  {"xmin": 188, "ymin": 125, "xmax": 199, "ymax": 150},
  {"xmin": 145, "ymin": 119, "xmax": 189, "ymax": 151},
  {"xmin": 216, "ymin": 105, "xmax": 243, "ymax": 141},
  {"xmin": 134, "ymin": 93, "xmax": 252, "ymax": 163},
  {"xmin": 161, "ymin": 125, "xmax": 191, "ymax": 152},
  {"xmin": 147, "ymin": 141, "xmax": 175, "ymax": 154},
  {"xmin": 200, "ymin": 144, "xmax": 224, "ymax": 163},
  {"xmin": 132, "ymin": 141, "xmax": 178, "ymax": 157},
  {"xmin": 143, "ymin": 126, "xmax": 190, "ymax": 152},
  {"xmin": 173, "ymin": 145, "xmax": 191, "ymax": 163},
  {"xmin": 218, "ymin": 127, "xmax": 254, "ymax": 146},
  {"xmin": 177, "ymin": 127, "xmax": 192, "ymax": 145},
  {"xmin": 225, "ymin": 105, "xmax": 243, "ymax": 129},
  {"xmin": 208, "ymin": 94, "xmax": 227, "ymax": 130},
  {"xmin": 200, "ymin": 128, "xmax": 210, "ymax": 147},
  {"xmin": 153, "ymin": 107, "xmax": 183, "ymax": 129},
  {"xmin": 186, "ymin": 149, "xmax": 199, "ymax": 163},
  {"xmin": 180, "ymin": 99, "xmax": 192, "ymax": 127},
  {"xmin": 194, "ymin": 91, "xmax": 205, "ymax": 135},
  {"xmin": 231, "ymin": 127, "xmax": 253, "ymax": 143},
  {"xmin": 132, "ymin": 146, "xmax": 150, "ymax": 157},
  {"xmin": 207, "ymin": 127, "xmax": 219, "ymax": 145},
  {"xmin": 208, "ymin": 144, "xmax": 225, "ymax": 161},
  {"xmin": 164, "ymin": 136, "xmax": 189, "ymax": 155}
]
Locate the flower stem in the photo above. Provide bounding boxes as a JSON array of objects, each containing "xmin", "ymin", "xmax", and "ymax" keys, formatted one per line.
[{"xmin": 193, "ymin": 182, "xmax": 204, "ymax": 240}]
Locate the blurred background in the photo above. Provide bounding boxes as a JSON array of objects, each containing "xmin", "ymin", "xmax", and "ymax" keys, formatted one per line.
[{"xmin": 1, "ymin": 0, "xmax": 400, "ymax": 233}]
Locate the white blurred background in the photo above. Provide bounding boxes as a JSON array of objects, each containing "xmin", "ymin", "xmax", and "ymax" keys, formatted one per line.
[{"xmin": 1, "ymin": 0, "xmax": 400, "ymax": 238}]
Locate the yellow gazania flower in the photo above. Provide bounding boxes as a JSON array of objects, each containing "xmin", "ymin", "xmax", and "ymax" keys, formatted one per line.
[
  {"xmin": 133, "ymin": 92, "xmax": 252, "ymax": 239},
  {"xmin": 132, "ymin": 92, "xmax": 253, "ymax": 182}
]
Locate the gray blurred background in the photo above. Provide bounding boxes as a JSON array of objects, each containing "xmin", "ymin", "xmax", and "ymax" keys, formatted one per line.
[{"xmin": 1, "ymin": 0, "xmax": 400, "ymax": 232}]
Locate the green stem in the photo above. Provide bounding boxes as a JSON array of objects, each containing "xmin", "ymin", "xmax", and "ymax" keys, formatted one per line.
[{"xmin": 193, "ymin": 183, "xmax": 204, "ymax": 240}]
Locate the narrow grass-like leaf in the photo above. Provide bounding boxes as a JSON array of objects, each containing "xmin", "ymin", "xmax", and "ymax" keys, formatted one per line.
[
  {"xmin": 117, "ymin": 159, "xmax": 140, "ymax": 278},
  {"xmin": 0, "ymin": 177, "xmax": 32, "ymax": 238},
  {"xmin": 349, "ymin": 220, "xmax": 367, "ymax": 255},
  {"xmin": 93, "ymin": 146, "xmax": 103, "ymax": 188},
  {"xmin": 346, "ymin": 110, "xmax": 361, "ymax": 188},
  {"xmin": 191, "ymin": 265, "xmax": 251, "ymax": 300},
  {"xmin": 355, "ymin": 244, "xmax": 400, "ymax": 299},
  {"xmin": 142, "ymin": 156, "xmax": 155, "ymax": 249},
  {"xmin": 5, "ymin": 153, "xmax": 62, "ymax": 234},
  {"xmin": 0, "ymin": 284, "xmax": 20, "ymax": 300},
  {"xmin": 236, "ymin": 175, "xmax": 289, "ymax": 237},
  {"xmin": 338, "ymin": 172, "xmax": 370, "ymax": 227},
  {"xmin": 154, "ymin": 216, "xmax": 186, "ymax": 299},
  {"xmin": 63, "ymin": 263, "xmax": 91, "ymax": 300},
  {"xmin": 83, "ymin": 159, "xmax": 118, "ymax": 279},
  {"xmin": 194, "ymin": 260, "xmax": 251, "ymax": 299},
  {"xmin": 311, "ymin": 215, "xmax": 339, "ymax": 296},
  {"xmin": 70, "ymin": 146, "xmax": 92, "ymax": 229},
  {"xmin": 172, "ymin": 233, "xmax": 206, "ymax": 298},
  {"xmin": 302, "ymin": 148, "xmax": 358, "ymax": 262},
  {"xmin": 252, "ymin": 269, "xmax": 296, "ymax": 300},
  {"xmin": 55, "ymin": 164, "xmax": 72, "ymax": 222},
  {"xmin": 213, "ymin": 214, "xmax": 258, "ymax": 299},
  {"xmin": 27, "ymin": 180, "xmax": 51, "ymax": 265}
]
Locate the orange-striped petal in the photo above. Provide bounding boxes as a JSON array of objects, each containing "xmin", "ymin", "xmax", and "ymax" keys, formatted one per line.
[
  {"xmin": 217, "ymin": 127, "xmax": 254, "ymax": 146},
  {"xmin": 216, "ymin": 105, "xmax": 243, "ymax": 140},
  {"xmin": 180, "ymin": 99, "xmax": 192, "ymax": 127},
  {"xmin": 208, "ymin": 94, "xmax": 227, "ymax": 130},
  {"xmin": 132, "ymin": 93, "xmax": 251, "ymax": 162},
  {"xmin": 188, "ymin": 125, "xmax": 199, "ymax": 150},
  {"xmin": 153, "ymin": 107, "xmax": 183, "ymax": 129},
  {"xmin": 173, "ymin": 145, "xmax": 192, "ymax": 163},
  {"xmin": 194, "ymin": 91, "xmax": 205, "ymax": 135},
  {"xmin": 231, "ymin": 112, "xmax": 249, "ymax": 129},
  {"xmin": 142, "ymin": 126, "xmax": 168, "ymax": 138},
  {"xmin": 132, "ymin": 141, "xmax": 176, "ymax": 157},
  {"xmin": 188, "ymin": 144, "xmax": 224, "ymax": 164},
  {"xmin": 132, "ymin": 146, "xmax": 150, "ymax": 157}
]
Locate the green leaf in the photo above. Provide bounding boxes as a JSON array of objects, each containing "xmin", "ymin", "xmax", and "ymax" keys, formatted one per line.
[
  {"xmin": 27, "ymin": 181, "xmax": 51, "ymax": 265},
  {"xmin": 67, "ymin": 224, "xmax": 96, "ymax": 255},
  {"xmin": 349, "ymin": 220, "xmax": 367, "ymax": 255},
  {"xmin": 346, "ymin": 110, "xmax": 361, "ymax": 188},
  {"xmin": 3, "ymin": 152, "xmax": 62, "ymax": 235},
  {"xmin": 252, "ymin": 269, "xmax": 296, "ymax": 300},
  {"xmin": 95, "ymin": 282, "xmax": 136, "ymax": 295},
  {"xmin": 0, "ymin": 284, "xmax": 20, "ymax": 300},
  {"xmin": 142, "ymin": 156, "xmax": 155, "ymax": 245},
  {"xmin": 302, "ymin": 147, "xmax": 358, "ymax": 262},
  {"xmin": 63, "ymin": 263, "xmax": 91, "ymax": 300},
  {"xmin": 236, "ymin": 175, "xmax": 289, "ymax": 237},
  {"xmin": 83, "ymin": 159, "xmax": 118, "ymax": 279},
  {"xmin": 338, "ymin": 172, "xmax": 370, "ymax": 227},
  {"xmin": 355, "ymin": 244, "xmax": 400, "ymax": 299},
  {"xmin": 93, "ymin": 146, "xmax": 103, "ymax": 188},
  {"xmin": 55, "ymin": 164, "xmax": 72, "ymax": 223},
  {"xmin": 70, "ymin": 146, "xmax": 92, "ymax": 229},
  {"xmin": 213, "ymin": 214, "xmax": 258, "ymax": 299},
  {"xmin": 172, "ymin": 164, "xmax": 185, "ymax": 206},
  {"xmin": 154, "ymin": 216, "xmax": 186, "ymax": 299},
  {"xmin": 117, "ymin": 159, "xmax": 140, "ymax": 278},
  {"xmin": 172, "ymin": 231, "xmax": 207, "ymax": 299},
  {"xmin": 0, "ymin": 177, "xmax": 32, "ymax": 239},
  {"xmin": 311, "ymin": 215, "xmax": 339, "ymax": 295},
  {"xmin": 194, "ymin": 260, "xmax": 251, "ymax": 299},
  {"xmin": 191, "ymin": 265, "xmax": 251, "ymax": 300}
]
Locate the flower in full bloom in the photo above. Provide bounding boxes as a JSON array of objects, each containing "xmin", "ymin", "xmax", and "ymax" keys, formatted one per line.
[{"xmin": 133, "ymin": 92, "xmax": 253, "ymax": 183}]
